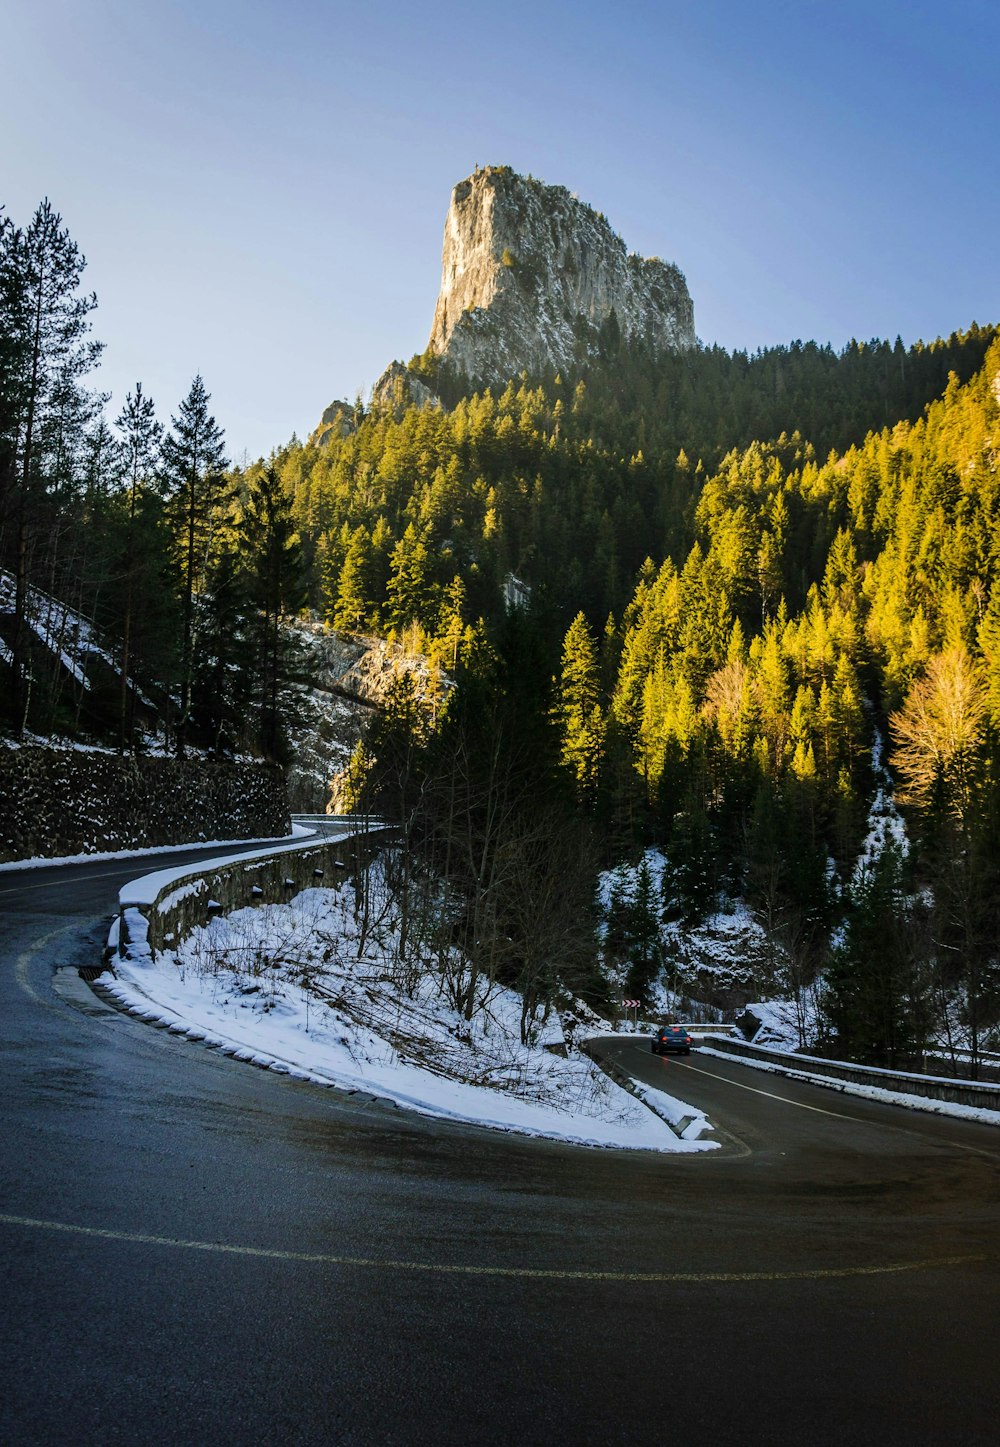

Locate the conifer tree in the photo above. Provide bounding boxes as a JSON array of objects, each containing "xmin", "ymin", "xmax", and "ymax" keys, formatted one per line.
[
  {"xmin": 190, "ymin": 544, "xmax": 253, "ymax": 756},
  {"xmin": 333, "ymin": 524, "xmax": 374, "ymax": 634},
  {"xmin": 114, "ymin": 382, "xmax": 161, "ymax": 748},
  {"xmin": 823, "ymin": 844, "xmax": 929, "ymax": 1067},
  {"xmin": 624, "ymin": 856, "xmax": 661, "ymax": 1005},
  {"xmin": 663, "ymin": 806, "xmax": 716, "ymax": 924},
  {"xmin": 160, "ymin": 375, "xmax": 227, "ymax": 754},
  {"xmin": 237, "ymin": 462, "xmax": 307, "ymax": 763},
  {"xmin": 385, "ymin": 523, "xmax": 433, "ymax": 632},
  {"xmin": 556, "ymin": 611, "xmax": 604, "ymax": 803}
]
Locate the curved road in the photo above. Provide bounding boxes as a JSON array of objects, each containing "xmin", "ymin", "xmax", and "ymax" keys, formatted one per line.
[{"xmin": 2, "ymin": 849, "xmax": 1000, "ymax": 1446}]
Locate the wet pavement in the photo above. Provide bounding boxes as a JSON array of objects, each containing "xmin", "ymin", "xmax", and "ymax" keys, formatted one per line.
[{"xmin": 2, "ymin": 850, "xmax": 1000, "ymax": 1445}]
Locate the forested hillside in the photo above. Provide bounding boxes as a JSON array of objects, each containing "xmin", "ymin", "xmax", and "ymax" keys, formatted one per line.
[
  {"xmin": 279, "ymin": 326, "xmax": 995, "ymax": 639},
  {"xmin": 3, "ymin": 195, "xmax": 999, "ymax": 1071},
  {"xmin": 331, "ymin": 338, "xmax": 1000, "ymax": 1071}
]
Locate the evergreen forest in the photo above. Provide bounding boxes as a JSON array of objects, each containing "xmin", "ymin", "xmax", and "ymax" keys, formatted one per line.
[{"xmin": 4, "ymin": 196, "xmax": 1000, "ymax": 1071}]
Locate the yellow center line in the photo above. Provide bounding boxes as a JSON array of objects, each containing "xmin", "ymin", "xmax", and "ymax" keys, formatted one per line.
[{"xmin": 0, "ymin": 1211, "xmax": 985, "ymax": 1283}]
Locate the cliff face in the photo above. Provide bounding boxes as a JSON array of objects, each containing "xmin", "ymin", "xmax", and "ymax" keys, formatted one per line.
[{"xmin": 425, "ymin": 166, "xmax": 695, "ymax": 384}]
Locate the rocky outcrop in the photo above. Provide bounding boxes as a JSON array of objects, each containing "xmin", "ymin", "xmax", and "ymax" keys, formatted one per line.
[
  {"xmin": 425, "ymin": 166, "xmax": 695, "ymax": 385},
  {"xmin": 319, "ymin": 167, "xmax": 696, "ymax": 422},
  {"xmin": 369, "ymin": 361, "xmax": 440, "ymax": 416},
  {"xmin": 284, "ymin": 622, "xmax": 446, "ymax": 811},
  {"xmin": 317, "ymin": 399, "xmax": 357, "ymax": 438}
]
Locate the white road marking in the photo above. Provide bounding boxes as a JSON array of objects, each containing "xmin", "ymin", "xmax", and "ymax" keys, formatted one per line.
[
  {"xmin": 0, "ymin": 863, "xmax": 162, "ymax": 896},
  {"xmin": 0, "ymin": 1211, "xmax": 985, "ymax": 1283},
  {"xmin": 671, "ymin": 1057, "xmax": 868, "ymax": 1122},
  {"xmin": 649, "ymin": 1052, "xmax": 1000, "ymax": 1161}
]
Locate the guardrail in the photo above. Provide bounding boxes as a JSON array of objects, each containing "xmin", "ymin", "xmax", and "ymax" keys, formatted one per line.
[
  {"xmin": 611, "ymin": 1021, "xmax": 744, "ymax": 1038},
  {"xmin": 292, "ymin": 813, "xmax": 388, "ymax": 831},
  {"xmin": 112, "ymin": 816, "xmax": 398, "ymax": 965},
  {"xmin": 700, "ymin": 1035, "xmax": 1000, "ymax": 1113}
]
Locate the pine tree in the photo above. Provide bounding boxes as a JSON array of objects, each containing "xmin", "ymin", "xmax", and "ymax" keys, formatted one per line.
[
  {"xmin": 333, "ymin": 524, "xmax": 374, "ymax": 634},
  {"xmin": 433, "ymin": 574, "xmax": 468, "ymax": 671},
  {"xmin": 823, "ymin": 844, "xmax": 929, "ymax": 1067},
  {"xmin": 237, "ymin": 462, "xmax": 307, "ymax": 762},
  {"xmin": 555, "ymin": 611, "xmax": 604, "ymax": 803},
  {"xmin": 190, "ymin": 545, "xmax": 253, "ymax": 756},
  {"xmin": 160, "ymin": 375, "xmax": 228, "ymax": 754},
  {"xmin": 114, "ymin": 383, "xmax": 161, "ymax": 748},
  {"xmin": 663, "ymin": 806, "xmax": 717, "ymax": 924},
  {"xmin": 625, "ymin": 857, "xmax": 661, "ymax": 1005},
  {"xmin": 385, "ymin": 523, "xmax": 433, "ymax": 632}
]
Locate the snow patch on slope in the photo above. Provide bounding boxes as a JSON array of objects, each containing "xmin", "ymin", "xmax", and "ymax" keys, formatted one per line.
[{"xmin": 107, "ymin": 872, "xmax": 715, "ymax": 1152}]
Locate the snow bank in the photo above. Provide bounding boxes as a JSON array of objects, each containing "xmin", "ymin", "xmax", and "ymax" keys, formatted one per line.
[{"xmin": 106, "ymin": 877, "xmax": 716, "ymax": 1153}]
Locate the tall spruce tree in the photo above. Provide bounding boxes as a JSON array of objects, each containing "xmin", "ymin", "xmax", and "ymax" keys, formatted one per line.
[
  {"xmin": 160, "ymin": 375, "xmax": 227, "ymax": 754},
  {"xmin": 114, "ymin": 383, "xmax": 162, "ymax": 748},
  {"xmin": 556, "ymin": 611, "xmax": 605, "ymax": 803},
  {"xmin": 823, "ymin": 844, "xmax": 929, "ymax": 1067},
  {"xmin": 190, "ymin": 544, "xmax": 253, "ymax": 756},
  {"xmin": 237, "ymin": 462, "xmax": 307, "ymax": 763}
]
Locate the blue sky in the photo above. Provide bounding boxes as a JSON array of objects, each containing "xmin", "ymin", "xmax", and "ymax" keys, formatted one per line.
[{"xmin": 4, "ymin": 0, "xmax": 998, "ymax": 459}]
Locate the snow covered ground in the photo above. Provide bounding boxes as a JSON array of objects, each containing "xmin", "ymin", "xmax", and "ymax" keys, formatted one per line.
[
  {"xmin": 104, "ymin": 871, "xmax": 716, "ymax": 1152},
  {"xmin": 741, "ymin": 997, "xmax": 820, "ymax": 1048},
  {"xmin": 854, "ymin": 728, "xmax": 909, "ymax": 882}
]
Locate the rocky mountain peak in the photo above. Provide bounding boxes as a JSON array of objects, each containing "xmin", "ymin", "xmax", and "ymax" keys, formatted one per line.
[
  {"xmin": 327, "ymin": 166, "xmax": 697, "ymax": 426},
  {"xmin": 424, "ymin": 165, "xmax": 695, "ymax": 386}
]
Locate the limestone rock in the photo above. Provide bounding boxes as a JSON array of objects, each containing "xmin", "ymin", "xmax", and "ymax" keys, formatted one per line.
[
  {"xmin": 369, "ymin": 360, "xmax": 441, "ymax": 416},
  {"xmin": 283, "ymin": 621, "xmax": 445, "ymax": 811},
  {"xmin": 313, "ymin": 399, "xmax": 357, "ymax": 447},
  {"xmin": 426, "ymin": 165, "xmax": 695, "ymax": 385}
]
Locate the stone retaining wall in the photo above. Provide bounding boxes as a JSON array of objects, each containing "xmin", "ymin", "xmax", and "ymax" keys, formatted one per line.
[
  {"xmin": 0, "ymin": 745, "xmax": 289, "ymax": 861},
  {"xmin": 118, "ymin": 827, "xmax": 398, "ymax": 959}
]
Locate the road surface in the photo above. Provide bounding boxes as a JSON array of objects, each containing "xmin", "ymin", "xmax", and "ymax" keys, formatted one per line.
[{"xmin": 2, "ymin": 849, "xmax": 999, "ymax": 1445}]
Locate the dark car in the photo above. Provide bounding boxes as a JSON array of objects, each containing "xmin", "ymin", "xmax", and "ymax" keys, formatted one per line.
[{"xmin": 651, "ymin": 1025, "xmax": 693, "ymax": 1056}]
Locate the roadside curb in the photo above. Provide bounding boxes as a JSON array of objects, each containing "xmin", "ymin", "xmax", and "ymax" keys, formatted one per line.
[{"xmin": 578, "ymin": 1039, "xmax": 709, "ymax": 1140}]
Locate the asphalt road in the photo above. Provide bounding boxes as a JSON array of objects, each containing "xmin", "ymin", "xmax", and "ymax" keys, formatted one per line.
[{"xmin": 2, "ymin": 848, "xmax": 1000, "ymax": 1446}]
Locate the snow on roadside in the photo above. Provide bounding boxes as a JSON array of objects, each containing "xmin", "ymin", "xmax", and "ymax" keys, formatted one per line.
[
  {"xmin": 106, "ymin": 877, "xmax": 717, "ymax": 1153},
  {"xmin": 742, "ymin": 997, "xmax": 820, "ymax": 1049}
]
